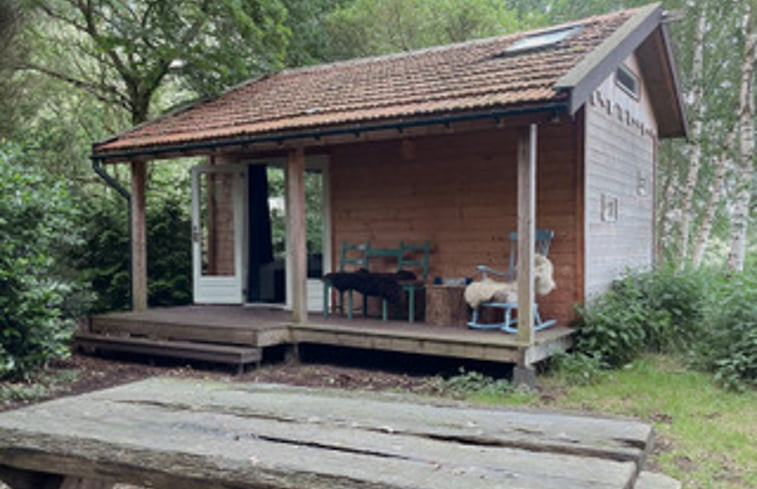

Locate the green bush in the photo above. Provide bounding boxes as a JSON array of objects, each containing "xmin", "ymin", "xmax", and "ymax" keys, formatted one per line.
[
  {"xmin": 575, "ymin": 265, "xmax": 756, "ymax": 391},
  {"xmin": 574, "ymin": 281, "xmax": 647, "ymax": 367},
  {"xmin": 74, "ymin": 194, "xmax": 130, "ymax": 312},
  {"xmin": 618, "ymin": 267, "xmax": 706, "ymax": 352},
  {"xmin": 75, "ymin": 187, "xmax": 192, "ymax": 312},
  {"xmin": 146, "ymin": 194, "xmax": 192, "ymax": 306},
  {"xmin": 435, "ymin": 367, "xmax": 515, "ymax": 398},
  {"xmin": 575, "ymin": 267, "xmax": 706, "ymax": 368},
  {"xmin": 691, "ymin": 272, "xmax": 756, "ymax": 391},
  {"xmin": 0, "ymin": 142, "xmax": 80, "ymax": 380}
]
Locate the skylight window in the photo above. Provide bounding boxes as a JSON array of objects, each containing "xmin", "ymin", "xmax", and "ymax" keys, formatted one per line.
[{"xmin": 503, "ymin": 25, "xmax": 583, "ymax": 54}]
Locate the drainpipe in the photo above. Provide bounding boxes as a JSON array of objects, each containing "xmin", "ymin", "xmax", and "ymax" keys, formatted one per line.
[{"xmin": 91, "ymin": 157, "xmax": 133, "ymax": 310}]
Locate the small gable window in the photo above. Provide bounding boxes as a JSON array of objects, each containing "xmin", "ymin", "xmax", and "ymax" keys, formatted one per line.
[
  {"xmin": 616, "ymin": 64, "xmax": 640, "ymax": 99},
  {"xmin": 502, "ymin": 25, "xmax": 582, "ymax": 55}
]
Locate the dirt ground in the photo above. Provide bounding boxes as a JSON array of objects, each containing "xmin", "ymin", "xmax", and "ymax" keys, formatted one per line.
[{"xmin": 0, "ymin": 347, "xmax": 459, "ymax": 413}]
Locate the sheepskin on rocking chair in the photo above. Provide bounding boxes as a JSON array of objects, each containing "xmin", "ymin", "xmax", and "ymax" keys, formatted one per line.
[{"xmin": 464, "ymin": 254, "xmax": 556, "ymax": 333}]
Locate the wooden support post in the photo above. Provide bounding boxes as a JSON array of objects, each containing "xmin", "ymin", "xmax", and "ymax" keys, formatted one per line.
[
  {"xmin": 130, "ymin": 160, "xmax": 148, "ymax": 312},
  {"xmin": 516, "ymin": 124, "xmax": 537, "ymax": 348},
  {"xmin": 287, "ymin": 148, "xmax": 307, "ymax": 324}
]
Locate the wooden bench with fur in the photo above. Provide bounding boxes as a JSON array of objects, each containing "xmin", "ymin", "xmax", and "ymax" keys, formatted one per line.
[{"xmin": 322, "ymin": 241, "xmax": 430, "ymax": 322}]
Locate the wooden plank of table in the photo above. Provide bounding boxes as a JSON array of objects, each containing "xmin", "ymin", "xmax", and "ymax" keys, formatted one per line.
[
  {"xmin": 92, "ymin": 378, "xmax": 653, "ymax": 463},
  {"xmin": 0, "ymin": 378, "xmax": 649, "ymax": 489}
]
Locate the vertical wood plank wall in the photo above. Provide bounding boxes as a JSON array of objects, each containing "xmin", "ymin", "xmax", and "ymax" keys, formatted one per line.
[
  {"xmin": 330, "ymin": 122, "xmax": 582, "ymax": 326},
  {"xmin": 584, "ymin": 54, "xmax": 657, "ymax": 298}
]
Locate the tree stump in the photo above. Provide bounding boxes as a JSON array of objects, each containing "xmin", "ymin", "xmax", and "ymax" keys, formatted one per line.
[{"xmin": 425, "ymin": 285, "xmax": 469, "ymax": 327}]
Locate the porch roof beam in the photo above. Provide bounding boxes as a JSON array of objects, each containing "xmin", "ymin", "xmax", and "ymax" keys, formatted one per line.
[{"xmin": 92, "ymin": 104, "xmax": 565, "ymax": 164}]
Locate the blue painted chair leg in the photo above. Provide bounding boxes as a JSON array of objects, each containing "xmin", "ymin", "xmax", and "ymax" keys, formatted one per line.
[
  {"xmin": 408, "ymin": 288, "xmax": 415, "ymax": 323},
  {"xmin": 382, "ymin": 299, "xmax": 388, "ymax": 321},
  {"xmin": 500, "ymin": 306, "xmax": 517, "ymax": 333},
  {"xmin": 347, "ymin": 290, "xmax": 354, "ymax": 320},
  {"xmin": 363, "ymin": 295, "xmax": 368, "ymax": 318},
  {"xmin": 323, "ymin": 283, "xmax": 329, "ymax": 318},
  {"xmin": 534, "ymin": 306, "xmax": 556, "ymax": 331},
  {"xmin": 468, "ymin": 305, "xmax": 503, "ymax": 330}
]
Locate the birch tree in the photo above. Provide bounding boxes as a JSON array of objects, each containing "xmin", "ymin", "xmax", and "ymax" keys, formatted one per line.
[
  {"xmin": 677, "ymin": 3, "xmax": 707, "ymax": 265},
  {"xmin": 691, "ymin": 129, "xmax": 735, "ymax": 266},
  {"xmin": 727, "ymin": 2, "xmax": 756, "ymax": 271}
]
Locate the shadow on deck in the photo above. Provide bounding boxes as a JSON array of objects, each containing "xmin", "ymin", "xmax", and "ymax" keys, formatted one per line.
[{"xmin": 78, "ymin": 305, "xmax": 574, "ymax": 372}]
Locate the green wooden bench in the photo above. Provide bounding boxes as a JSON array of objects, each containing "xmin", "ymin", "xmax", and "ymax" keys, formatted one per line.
[
  {"xmin": 323, "ymin": 240, "xmax": 430, "ymax": 322},
  {"xmin": 322, "ymin": 241, "xmax": 370, "ymax": 320}
]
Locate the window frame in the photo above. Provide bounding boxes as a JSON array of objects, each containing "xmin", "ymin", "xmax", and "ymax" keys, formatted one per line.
[{"xmin": 615, "ymin": 64, "xmax": 641, "ymax": 100}]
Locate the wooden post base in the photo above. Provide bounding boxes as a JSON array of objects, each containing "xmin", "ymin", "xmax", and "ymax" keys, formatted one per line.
[
  {"xmin": 511, "ymin": 365, "xmax": 536, "ymax": 389},
  {"xmin": 284, "ymin": 343, "xmax": 300, "ymax": 365}
]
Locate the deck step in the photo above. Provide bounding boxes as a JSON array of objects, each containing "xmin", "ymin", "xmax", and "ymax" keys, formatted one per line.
[
  {"xmin": 634, "ymin": 471, "xmax": 681, "ymax": 489},
  {"xmin": 74, "ymin": 332, "xmax": 261, "ymax": 370}
]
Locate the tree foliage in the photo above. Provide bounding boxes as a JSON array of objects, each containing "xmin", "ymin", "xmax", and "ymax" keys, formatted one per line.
[
  {"xmin": 0, "ymin": 0, "xmax": 24, "ymax": 137},
  {"xmin": 319, "ymin": 0, "xmax": 528, "ymax": 60},
  {"xmin": 24, "ymin": 0, "xmax": 291, "ymax": 123},
  {"xmin": 0, "ymin": 142, "xmax": 82, "ymax": 380}
]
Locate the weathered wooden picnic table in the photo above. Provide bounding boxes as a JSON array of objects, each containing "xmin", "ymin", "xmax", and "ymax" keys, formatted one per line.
[{"xmin": 0, "ymin": 378, "xmax": 679, "ymax": 489}]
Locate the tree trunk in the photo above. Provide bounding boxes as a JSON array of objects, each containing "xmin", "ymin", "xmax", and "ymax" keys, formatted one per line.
[
  {"xmin": 131, "ymin": 92, "xmax": 151, "ymax": 126},
  {"xmin": 656, "ymin": 140, "xmax": 678, "ymax": 264},
  {"xmin": 677, "ymin": 5, "xmax": 707, "ymax": 267},
  {"xmin": 728, "ymin": 4, "xmax": 756, "ymax": 272},
  {"xmin": 691, "ymin": 130, "xmax": 735, "ymax": 267}
]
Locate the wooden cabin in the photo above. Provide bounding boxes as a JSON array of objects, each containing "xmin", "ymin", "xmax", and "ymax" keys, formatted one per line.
[{"xmin": 83, "ymin": 3, "xmax": 686, "ymax": 372}]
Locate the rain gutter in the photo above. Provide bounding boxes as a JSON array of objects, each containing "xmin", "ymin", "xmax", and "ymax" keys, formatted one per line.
[{"xmin": 91, "ymin": 103, "xmax": 568, "ymax": 162}]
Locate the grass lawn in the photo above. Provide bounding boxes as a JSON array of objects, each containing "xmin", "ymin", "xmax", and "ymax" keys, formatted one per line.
[{"xmin": 458, "ymin": 355, "xmax": 755, "ymax": 489}]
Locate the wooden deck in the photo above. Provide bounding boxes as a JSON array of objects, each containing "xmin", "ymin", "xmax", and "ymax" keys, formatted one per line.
[
  {"xmin": 82, "ymin": 305, "xmax": 574, "ymax": 369},
  {"xmin": 0, "ymin": 378, "xmax": 681, "ymax": 489}
]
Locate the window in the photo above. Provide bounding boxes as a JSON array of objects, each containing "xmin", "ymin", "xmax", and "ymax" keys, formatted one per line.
[
  {"xmin": 501, "ymin": 25, "xmax": 583, "ymax": 55},
  {"xmin": 616, "ymin": 64, "xmax": 640, "ymax": 99}
]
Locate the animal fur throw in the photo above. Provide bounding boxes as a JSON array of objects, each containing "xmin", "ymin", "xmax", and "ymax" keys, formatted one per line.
[
  {"xmin": 322, "ymin": 269, "xmax": 417, "ymax": 304},
  {"xmin": 464, "ymin": 254, "xmax": 556, "ymax": 309}
]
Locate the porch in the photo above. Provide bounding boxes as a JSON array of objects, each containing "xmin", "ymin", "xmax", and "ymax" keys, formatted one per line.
[{"xmin": 78, "ymin": 305, "xmax": 575, "ymax": 372}]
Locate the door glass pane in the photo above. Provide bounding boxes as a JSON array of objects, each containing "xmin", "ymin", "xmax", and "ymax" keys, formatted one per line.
[
  {"xmin": 200, "ymin": 171, "xmax": 235, "ymax": 276},
  {"xmin": 306, "ymin": 169, "xmax": 323, "ymax": 278}
]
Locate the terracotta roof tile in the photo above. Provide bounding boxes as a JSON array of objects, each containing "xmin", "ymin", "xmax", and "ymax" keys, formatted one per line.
[{"xmin": 94, "ymin": 8, "xmax": 636, "ymax": 154}]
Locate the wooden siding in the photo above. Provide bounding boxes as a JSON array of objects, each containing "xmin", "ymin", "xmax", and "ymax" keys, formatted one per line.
[
  {"xmin": 584, "ymin": 53, "xmax": 657, "ymax": 298},
  {"xmin": 330, "ymin": 123, "xmax": 582, "ymax": 326}
]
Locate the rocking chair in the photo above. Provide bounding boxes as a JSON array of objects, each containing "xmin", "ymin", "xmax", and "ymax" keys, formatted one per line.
[{"xmin": 468, "ymin": 229, "xmax": 556, "ymax": 333}]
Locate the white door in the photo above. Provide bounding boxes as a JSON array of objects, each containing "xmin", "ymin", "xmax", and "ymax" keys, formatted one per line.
[{"xmin": 192, "ymin": 165, "xmax": 247, "ymax": 304}]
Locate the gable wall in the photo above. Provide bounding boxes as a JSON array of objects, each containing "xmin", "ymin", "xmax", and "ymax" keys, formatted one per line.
[
  {"xmin": 329, "ymin": 122, "xmax": 583, "ymax": 326},
  {"xmin": 584, "ymin": 53, "xmax": 658, "ymax": 298}
]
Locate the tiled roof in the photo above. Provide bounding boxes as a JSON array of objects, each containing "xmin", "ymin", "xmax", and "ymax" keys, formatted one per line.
[{"xmin": 94, "ymin": 8, "xmax": 637, "ymax": 155}]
